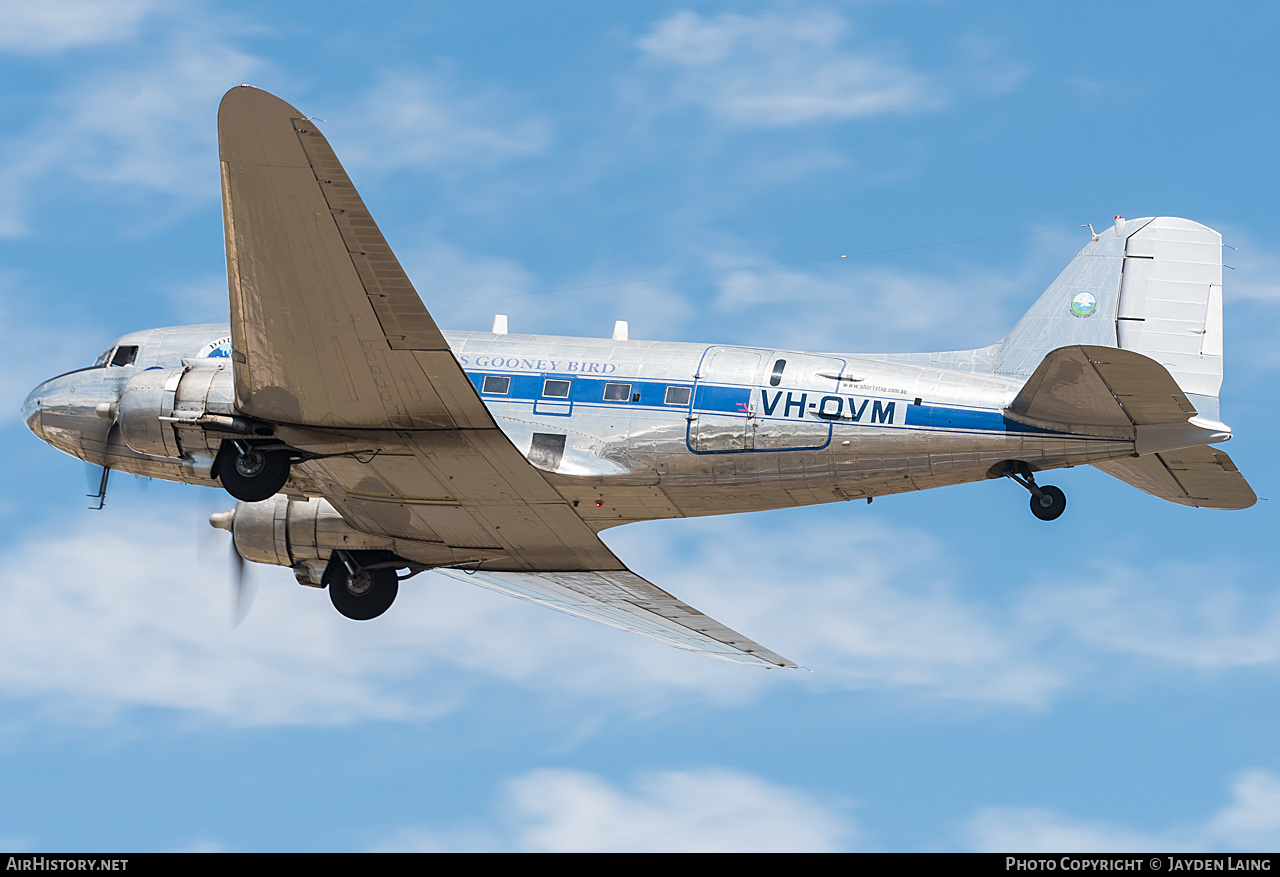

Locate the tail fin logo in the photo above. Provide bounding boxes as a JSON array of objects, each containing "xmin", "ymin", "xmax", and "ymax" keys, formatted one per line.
[{"xmin": 1070, "ymin": 292, "xmax": 1098, "ymax": 318}]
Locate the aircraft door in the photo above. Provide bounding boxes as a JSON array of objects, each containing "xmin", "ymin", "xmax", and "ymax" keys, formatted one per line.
[
  {"xmin": 688, "ymin": 347, "xmax": 762, "ymax": 453},
  {"xmin": 752, "ymin": 352, "xmax": 846, "ymax": 451}
]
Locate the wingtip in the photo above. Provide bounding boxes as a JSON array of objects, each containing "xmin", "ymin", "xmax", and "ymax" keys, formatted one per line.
[
  {"xmin": 217, "ymin": 85, "xmax": 312, "ymax": 166},
  {"xmin": 218, "ymin": 84, "xmax": 305, "ymax": 123}
]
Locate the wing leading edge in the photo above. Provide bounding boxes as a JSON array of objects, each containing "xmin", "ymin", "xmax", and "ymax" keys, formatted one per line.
[{"xmin": 217, "ymin": 86, "xmax": 796, "ymax": 668}]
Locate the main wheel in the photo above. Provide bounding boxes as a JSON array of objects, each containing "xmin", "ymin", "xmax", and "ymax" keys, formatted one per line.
[
  {"xmin": 1029, "ymin": 484, "xmax": 1066, "ymax": 521},
  {"xmin": 325, "ymin": 562, "xmax": 398, "ymax": 621},
  {"xmin": 215, "ymin": 445, "xmax": 290, "ymax": 502}
]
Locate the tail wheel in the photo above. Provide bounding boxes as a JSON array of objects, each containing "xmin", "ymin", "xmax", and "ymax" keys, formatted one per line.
[
  {"xmin": 215, "ymin": 443, "xmax": 290, "ymax": 502},
  {"xmin": 1030, "ymin": 485, "xmax": 1067, "ymax": 521}
]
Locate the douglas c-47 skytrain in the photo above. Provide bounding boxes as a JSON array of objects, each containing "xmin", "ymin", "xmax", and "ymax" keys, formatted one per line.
[{"xmin": 21, "ymin": 87, "xmax": 1255, "ymax": 669}]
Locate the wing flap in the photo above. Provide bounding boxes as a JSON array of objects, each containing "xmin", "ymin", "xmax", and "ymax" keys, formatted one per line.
[
  {"xmin": 438, "ymin": 568, "xmax": 798, "ymax": 668},
  {"xmin": 1093, "ymin": 445, "xmax": 1256, "ymax": 510}
]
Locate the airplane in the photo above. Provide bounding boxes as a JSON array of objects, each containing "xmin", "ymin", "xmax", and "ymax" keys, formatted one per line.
[{"xmin": 21, "ymin": 86, "xmax": 1255, "ymax": 670}]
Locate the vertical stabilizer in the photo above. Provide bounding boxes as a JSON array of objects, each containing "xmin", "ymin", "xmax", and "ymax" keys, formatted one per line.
[
  {"xmin": 997, "ymin": 217, "xmax": 1225, "ymax": 417},
  {"xmin": 996, "ymin": 218, "xmax": 1143, "ymax": 377}
]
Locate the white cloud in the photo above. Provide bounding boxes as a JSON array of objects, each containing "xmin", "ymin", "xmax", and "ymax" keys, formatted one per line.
[
  {"xmin": 0, "ymin": 47, "xmax": 548, "ymax": 237},
  {"xmin": 616, "ymin": 514, "xmax": 1065, "ymax": 706},
  {"xmin": 964, "ymin": 769, "xmax": 1280, "ymax": 852},
  {"xmin": 0, "ymin": 499, "xmax": 1056, "ymax": 724},
  {"xmin": 400, "ymin": 241, "xmax": 539, "ymax": 327},
  {"xmin": 408, "ymin": 226, "xmax": 1085, "ymax": 355},
  {"xmin": 0, "ymin": 272, "xmax": 123, "ymax": 426},
  {"xmin": 1221, "ymin": 239, "xmax": 1280, "ymax": 303},
  {"xmin": 327, "ymin": 72, "xmax": 551, "ymax": 175},
  {"xmin": 8, "ymin": 488, "xmax": 1280, "ymax": 726},
  {"xmin": 379, "ymin": 767, "xmax": 855, "ymax": 852},
  {"xmin": 66, "ymin": 38, "xmax": 260, "ymax": 192},
  {"xmin": 0, "ymin": 32, "xmax": 262, "ymax": 235},
  {"xmin": 1018, "ymin": 566, "xmax": 1280, "ymax": 670},
  {"xmin": 0, "ymin": 509, "xmax": 439, "ymax": 724},
  {"xmin": 508, "ymin": 768, "xmax": 852, "ymax": 852},
  {"xmin": 0, "ymin": 501, "xmax": 775, "ymax": 724},
  {"xmin": 529, "ymin": 224, "xmax": 1085, "ymax": 355},
  {"xmin": 0, "ymin": 1, "xmax": 156, "ymax": 53},
  {"xmin": 964, "ymin": 807, "xmax": 1169, "ymax": 853},
  {"xmin": 394, "ymin": 239, "xmax": 703, "ymax": 343},
  {"xmin": 635, "ymin": 9, "xmax": 937, "ymax": 127},
  {"xmin": 707, "ymin": 259, "xmax": 1019, "ymax": 353},
  {"xmin": 1203, "ymin": 770, "xmax": 1280, "ymax": 849}
]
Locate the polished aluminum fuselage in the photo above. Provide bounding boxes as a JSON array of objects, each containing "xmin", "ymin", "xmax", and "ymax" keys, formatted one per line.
[{"xmin": 23, "ymin": 322, "xmax": 1134, "ymax": 529}]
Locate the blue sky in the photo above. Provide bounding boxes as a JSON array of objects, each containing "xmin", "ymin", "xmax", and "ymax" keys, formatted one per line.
[{"xmin": 2, "ymin": 0, "xmax": 1279, "ymax": 852}]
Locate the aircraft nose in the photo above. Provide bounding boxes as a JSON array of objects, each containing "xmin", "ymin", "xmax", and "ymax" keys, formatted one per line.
[{"xmin": 21, "ymin": 383, "xmax": 45, "ymax": 440}]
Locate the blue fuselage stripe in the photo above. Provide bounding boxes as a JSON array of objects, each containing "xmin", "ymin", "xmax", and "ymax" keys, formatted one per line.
[{"xmin": 465, "ymin": 370, "xmax": 1052, "ymax": 435}]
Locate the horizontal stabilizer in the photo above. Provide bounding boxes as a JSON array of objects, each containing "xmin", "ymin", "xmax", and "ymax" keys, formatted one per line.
[
  {"xmin": 437, "ymin": 568, "xmax": 797, "ymax": 669},
  {"xmin": 1006, "ymin": 344, "xmax": 1197, "ymax": 437},
  {"xmin": 1093, "ymin": 445, "xmax": 1256, "ymax": 510}
]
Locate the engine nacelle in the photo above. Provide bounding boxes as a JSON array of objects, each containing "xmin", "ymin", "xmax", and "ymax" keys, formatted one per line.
[
  {"xmin": 117, "ymin": 363, "xmax": 236, "ymax": 464},
  {"xmin": 222, "ymin": 495, "xmax": 399, "ymax": 584}
]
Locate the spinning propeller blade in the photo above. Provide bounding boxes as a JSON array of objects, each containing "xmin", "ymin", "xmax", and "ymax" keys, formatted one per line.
[{"xmin": 210, "ymin": 508, "xmax": 257, "ymax": 627}]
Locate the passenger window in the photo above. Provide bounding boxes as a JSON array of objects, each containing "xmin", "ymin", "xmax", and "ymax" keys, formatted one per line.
[
  {"xmin": 603, "ymin": 382, "xmax": 632, "ymax": 402},
  {"xmin": 769, "ymin": 359, "xmax": 786, "ymax": 387},
  {"xmin": 664, "ymin": 385, "xmax": 692, "ymax": 406},
  {"xmin": 481, "ymin": 375, "xmax": 511, "ymax": 395},
  {"xmin": 110, "ymin": 346, "xmax": 139, "ymax": 367},
  {"xmin": 542, "ymin": 379, "xmax": 571, "ymax": 398}
]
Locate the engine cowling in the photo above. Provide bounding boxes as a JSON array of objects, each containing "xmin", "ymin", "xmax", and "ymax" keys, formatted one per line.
[
  {"xmin": 217, "ymin": 495, "xmax": 399, "ymax": 584},
  {"xmin": 117, "ymin": 368, "xmax": 182, "ymax": 458},
  {"xmin": 118, "ymin": 364, "xmax": 236, "ymax": 460},
  {"xmin": 116, "ymin": 364, "xmax": 244, "ymax": 484}
]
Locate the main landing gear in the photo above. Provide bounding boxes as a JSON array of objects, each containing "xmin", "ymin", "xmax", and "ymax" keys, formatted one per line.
[
  {"xmin": 1002, "ymin": 461, "xmax": 1067, "ymax": 521},
  {"xmin": 214, "ymin": 440, "xmax": 292, "ymax": 502},
  {"xmin": 323, "ymin": 550, "xmax": 400, "ymax": 621}
]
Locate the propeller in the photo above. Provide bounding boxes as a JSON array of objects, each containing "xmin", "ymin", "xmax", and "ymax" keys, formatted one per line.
[{"xmin": 209, "ymin": 508, "xmax": 257, "ymax": 627}]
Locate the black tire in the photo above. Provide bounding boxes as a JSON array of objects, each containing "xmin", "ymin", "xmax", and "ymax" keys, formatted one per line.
[
  {"xmin": 325, "ymin": 561, "xmax": 398, "ymax": 621},
  {"xmin": 215, "ymin": 445, "xmax": 290, "ymax": 502},
  {"xmin": 1029, "ymin": 485, "xmax": 1066, "ymax": 521}
]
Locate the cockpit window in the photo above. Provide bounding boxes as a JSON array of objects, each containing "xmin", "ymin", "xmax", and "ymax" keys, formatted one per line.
[
  {"xmin": 109, "ymin": 346, "xmax": 138, "ymax": 367},
  {"xmin": 92, "ymin": 349, "xmax": 113, "ymax": 368}
]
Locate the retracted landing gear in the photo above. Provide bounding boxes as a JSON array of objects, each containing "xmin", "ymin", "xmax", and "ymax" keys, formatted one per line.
[
  {"xmin": 323, "ymin": 550, "xmax": 400, "ymax": 621},
  {"xmin": 1002, "ymin": 461, "xmax": 1067, "ymax": 521},
  {"xmin": 214, "ymin": 440, "xmax": 292, "ymax": 502}
]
